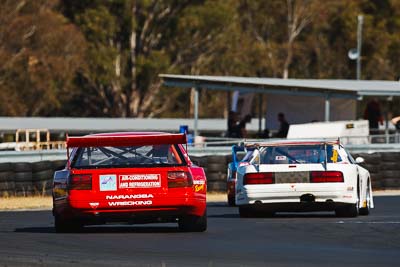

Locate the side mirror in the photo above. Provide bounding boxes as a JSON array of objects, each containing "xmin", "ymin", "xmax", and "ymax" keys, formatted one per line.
[{"xmin": 355, "ymin": 157, "xmax": 365, "ymax": 164}]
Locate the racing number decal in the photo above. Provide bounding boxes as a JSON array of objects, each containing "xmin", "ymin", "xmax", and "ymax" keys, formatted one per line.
[{"xmin": 330, "ymin": 149, "xmax": 338, "ymax": 163}]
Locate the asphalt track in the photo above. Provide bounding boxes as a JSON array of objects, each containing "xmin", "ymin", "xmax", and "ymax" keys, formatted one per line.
[{"xmin": 0, "ymin": 196, "xmax": 400, "ymax": 267}]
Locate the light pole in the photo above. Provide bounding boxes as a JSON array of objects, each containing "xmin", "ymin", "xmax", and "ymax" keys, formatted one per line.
[
  {"xmin": 356, "ymin": 15, "xmax": 363, "ymax": 80},
  {"xmin": 348, "ymin": 15, "xmax": 363, "ymax": 80}
]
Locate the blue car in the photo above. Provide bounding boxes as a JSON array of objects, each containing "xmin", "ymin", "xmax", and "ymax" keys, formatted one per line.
[{"xmin": 227, "ymin": 145, "xmax": 255, "ymax": 206}]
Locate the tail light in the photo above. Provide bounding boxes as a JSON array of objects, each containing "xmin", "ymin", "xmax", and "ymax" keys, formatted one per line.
[
  {"xmin": 310, "ymin": 171, "xmax": 344, "ymax": 183},
  {"xmin": 244, "ymin": 172, "xmax": 274, "ymax": 185},
  {"xmin": 168, "ymin": 171, "xmax": 193, "ymax": 188},
  {"xmin": 69, "ymin": 174, "xmax": 92, "ymax": 190}
]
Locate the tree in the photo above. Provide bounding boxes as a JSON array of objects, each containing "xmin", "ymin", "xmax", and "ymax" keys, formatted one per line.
[
  {"xmin": 1, "ymin": 0, "xmax": 400, "ymax": 118},
  {"xmin": 283, "ymin": 0, "xmax": 315, "ymax": 79},
  {"xmin": 0, "ymin": 0, "xmax": 86, "ymax": 116},
  {"xmin": 62, "ymin": 0, "xmax": 237, "ymax": 118}
]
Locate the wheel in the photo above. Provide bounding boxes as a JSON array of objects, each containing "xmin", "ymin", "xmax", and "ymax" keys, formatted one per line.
[
  {"xmin": 336, "ymin": 178, "xmax": 361, "ymax": 218},
  {"xmin": 54, "ymin": 216, "xmax": 83, "ymax": 233},
  {"xmin": 359, "ymin": 180, "xmax": 371, "ymax": 216},
  {"xmin": 239, "ymin": 206, "xmax": 254, "ymax": 218},
  {"xmin": 335, "ymin": 204, "xmax": 359, "ymax": 217},
  {"xmin": 228, "ymin": 196, "xmax": 235, "ymax": 206},
  {"xmin": 178, "ymin": 211, "xmax": 207, "ymax": 232},
  {"xmin": 260, "ymin": 209, "xmax": 275, "ymax": 218}
]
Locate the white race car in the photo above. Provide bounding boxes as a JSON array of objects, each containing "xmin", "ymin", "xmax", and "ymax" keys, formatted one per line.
[{"xmin": 235, "ymin": 139, "xmax": 373, "ymax": 217}]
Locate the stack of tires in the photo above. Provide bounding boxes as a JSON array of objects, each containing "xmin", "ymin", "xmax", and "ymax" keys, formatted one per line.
[
  {"xmin": 32, "ymin": 161, "xmax": 54, "ymax": 196},
  {"xmin": 353, "ymin": 153, "xmax": 382, "ymax": 190},
  {"xmin": 52, "ymin": 160, "xmax": 67, "ymax": 172},
  {"xmin": 0, "ymin": 160, "xmax": 67, "ymax": 197},
  {"xmin": 206, "ymin": 155, "xmax": 229, "ymax": 192},
  {"xmin": 190, "ymin": 155, "xmax": 228, "ymax": 192},
  {"xmin": 380, "ymin": 152, "xmax": 400, "ymax": 189},
  {"xmin": 0, "ymin": 163, "xmax": 14, "ymax": 197},
  {"xmin": 14, "ymin": 162, "xmax": 34, "ymax": 196}
]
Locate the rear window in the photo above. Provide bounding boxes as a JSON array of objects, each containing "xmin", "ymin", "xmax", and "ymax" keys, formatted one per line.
[
  {"xmin": 260, "ymin": 144, "xmax": 343, "ymax": 164},
  {"xmin": 71, "ymin": 144, "xmax": 185, "ymax": 168}
]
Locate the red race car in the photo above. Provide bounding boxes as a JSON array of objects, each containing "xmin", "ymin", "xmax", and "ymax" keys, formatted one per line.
[{"xmin": 52, "ymin": 132, "xmax": 207, "ymax": 232}]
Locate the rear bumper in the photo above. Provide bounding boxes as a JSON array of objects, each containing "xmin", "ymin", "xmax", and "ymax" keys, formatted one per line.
[
  {"xmin": 238, "ymin": 202, "xmax": 350, "ymax": 212},
  {"xmin": 65, "ymin": 207, "xmax": 198, "ymax": 224},
  {"xmin": 54, "ymin": 196, "xmax": 206, "ymax": 223},
  {"xmin": 236, "ymin": 184, "xmax": 357, "ymax": 208}
]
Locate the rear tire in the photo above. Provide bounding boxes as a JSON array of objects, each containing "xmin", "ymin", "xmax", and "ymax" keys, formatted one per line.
[
  {"xmin": 335, "ymin": 204, "xmax": 358, "ymax": 217},
  {"xmin": 228, "ymin": 196, "xmax": 235, "ymax": 206},
  {"xmin": 359, "ymin": 180, "xmax": 371, "ymax": 216},
  {"xmin": 54, "ymin": 216, "xmax": 83, "ymax": 233},
  {"xmin": 239, "ymin": 206, "xmax": 254, "ymax": 218},
  {"xmin": 336, "ymin": 178, "xmax": 360, "ymax": 218},
  {"xmin": 178, "ymin": 211, "xmax": 207, "ymax": 232},
  {"xmin": 359, "ymin": 207, "xmax": 369, "ymax": 215}
]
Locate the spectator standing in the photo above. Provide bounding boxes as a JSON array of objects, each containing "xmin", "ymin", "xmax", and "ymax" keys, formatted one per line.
[
  {"xmin": 227, "ymin": 111, "xmax": 241, "ymax": 138},
  {"xmin": 364, "ymin": 98, "xmax": 383, "ymax": 129},
  {"xmin": 275, "ymin": 113, "xmax": 289, "ymax": 138},
  {"xmin": 391, "ymin": 115, "xmax": 400, "ymax": 130},
  {"xmin": 238, "ymin": 114, "xmax": 252, "ymax": 138}
]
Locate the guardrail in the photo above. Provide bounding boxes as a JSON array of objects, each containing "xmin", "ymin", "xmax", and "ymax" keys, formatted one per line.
[
  {"xmin": 0, "ymin": 150, "xmax": 67, "ymax": 163},
  {"xmin": 1, "ymin": 144, "xmax": 399, "ymax": 196},
  {"xmin": 1, "ymin": 143, "xmax": 400, "ymax": 163}
]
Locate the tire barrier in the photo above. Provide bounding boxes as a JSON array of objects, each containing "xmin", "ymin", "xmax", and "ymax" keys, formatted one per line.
[
  {"xmin": 0, "ymin": 152, "xmax": 399, "ymax": 196},
  {"xmin": 193, "ymin": 155, "xmax": 229, "ymax": 192},
  {"xmin": 13, "ymin": 163, "xmax": 33, "ymax": 197},
  {"xmin": 0, "ymin": 160, "xmax": 67, "ymax": 197},
  {"xmin": 354, "ymin": 152, "xmax": 400, "ymax": 191}
]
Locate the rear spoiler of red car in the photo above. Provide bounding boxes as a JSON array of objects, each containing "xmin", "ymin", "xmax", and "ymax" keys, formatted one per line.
[{"xmin": 67, "ymin": 133, "xmax": 187, "ymax": 148}]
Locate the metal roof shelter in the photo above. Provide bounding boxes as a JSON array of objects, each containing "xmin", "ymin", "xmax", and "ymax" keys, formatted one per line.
[
  {"xmin": 160, "ymin": 74, "xmax": 400, "ymax": 137},
  {"xmin": 0, "ymin": 117, "xmax": 263, "ymax": 135}
]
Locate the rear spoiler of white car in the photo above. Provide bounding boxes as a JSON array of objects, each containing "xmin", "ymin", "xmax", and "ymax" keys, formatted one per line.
[
  {"xmin": 241, "ymin": 138, "xmax": 343, "ymax": 171},
  {"xmin": 242, "ymin": 137, "xmax": 341, "ymax": 148}
]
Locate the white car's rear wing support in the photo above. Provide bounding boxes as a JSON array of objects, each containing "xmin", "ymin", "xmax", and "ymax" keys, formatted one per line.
[{"xmin": 323, "ymin": 143, "xmax": 328, "ymax": 171}]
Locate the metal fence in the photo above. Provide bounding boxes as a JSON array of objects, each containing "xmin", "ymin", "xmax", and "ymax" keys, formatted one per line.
[{"xmin": 1, "ymin": 134, "xmax": 400, "ymax": 163}]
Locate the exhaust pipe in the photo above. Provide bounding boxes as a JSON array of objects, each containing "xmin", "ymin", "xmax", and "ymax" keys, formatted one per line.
[{"xmin": 300, "ymin": 194, "xmax": 315, "ymax": 203}]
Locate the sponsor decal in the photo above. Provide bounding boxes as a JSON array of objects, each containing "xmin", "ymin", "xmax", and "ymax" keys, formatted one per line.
[
  {"xmin": 194, "ymin": 184, "xmax": 205, "ymax": 192},
  {"xmin": 193, "ymin": 180, "xmax": 205, "ymax": 185},
  {"xmin": 106, "ymin": 194, "xmax": 154, "ymax": 200},
  {"xmin": 275, "ymin": 156, "xmax": 287, "ymax": 161},
  {"xmin": 119, "ymin": 174, "xmax": 161, "ymax": 189},
  {"xmin": 108, "ymin": 200, "xmax": 152, "ymax": 206},
  {"xmin": 99, "ymin": 174, "xmax": 117, "ymax": 191}
]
